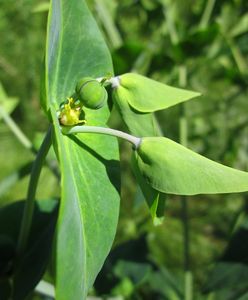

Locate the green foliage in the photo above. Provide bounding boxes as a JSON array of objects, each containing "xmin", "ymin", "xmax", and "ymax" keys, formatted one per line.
[
  {"xmin": 0, "ymin": 83, "xmax": 19, "ymax": 119},
  {"xmin": 114, "ymin": 73, "xmax": 200, "ymax": 113},
  {"xmin": 0, "ymin": 0, "xmax": 248, "ymax": 299},
  {"xmin": 44, "ymin": 0, "xmax": 120, "ymax": 298},
  {"xmin": 135, "ymin": 137, "xmax": 248, "ymax": 195}
]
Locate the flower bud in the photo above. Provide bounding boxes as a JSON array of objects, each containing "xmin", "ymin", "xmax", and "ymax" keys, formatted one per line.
[{"xmin": 75, "ymin": 77, "xmax": 107, "ymax": 109}]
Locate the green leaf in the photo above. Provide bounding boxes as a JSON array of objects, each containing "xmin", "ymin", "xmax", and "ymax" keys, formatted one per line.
[
  {"xmin": 112, "ymin": 88, "xmax": 159, "ymax": 137},
  {"xmin": 44, "ymin": 1, "xmax": 120, "ymax": 299},
  {"xmin": 230, "ymin": 13, "xmax": 248, "ymax": 37},
  {"xmin": 131, "ymin": 154, "xmax": 165, "ymax": 225},
  {"xmin": 135, "ymin": 137, "xmax": 248, "ymax": 195},
  {"xmin": 32, "ymin": 2, "xmax": 50, "ymax": 13},
  {"xmin": 0, "ymin": 199, "xmax": 58, "ymax": 300},
  {"xmin": 0, "ymin": 162, "xmax": 32, "ymax": 197},
  {"xmin": 0, "ymin": 82, "xmax": 19, "ymax": 120},
  {"xmin": 114, "ymin": 73, "xmax": 200, "ymax": 113},
  {"xmin": 204, "ymin": 262, "xmax": 248, "ymax": 293},
  {"xmin": 114, "ymin": 260, "xmax": 152, "ymax": 285}
]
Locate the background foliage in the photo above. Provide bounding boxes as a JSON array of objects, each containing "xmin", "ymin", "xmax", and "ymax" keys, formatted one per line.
[{"xmin": 0, "ymin": 0, "xmax": 248, "ymax": 299}]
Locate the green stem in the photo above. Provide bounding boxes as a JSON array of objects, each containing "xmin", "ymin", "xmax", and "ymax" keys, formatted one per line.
[
  {"xmin": 0, "ymin": 104, "xmax": 32, "ymax": 149},
  {"xmin": 0, "ymin": 104, "xmax": 60, "ymax": 179},
  {"xmin": 62, "ymin": 125, "xmax": 141, "ymax": 149},
  {"xmin": 199, "ymin": 0, "xmax": 216, "ymax": 29},
  {"xmin": 179, "ymin": 65, "xmax": 193, "ymax": 300},
  {"xmin": 226, "ymin": 36, "xmax": 248, "ymax": 75},
  {"xmin": 163, "ymin": 4, "xmax": 179, "ymax": 44},
  {"xmin": 94, "ymin": 0, "xmax": 123, "ymax": 49},
  {"xmin": 17, "ymin": 126, "xmax": 52, "ymax": 255}
]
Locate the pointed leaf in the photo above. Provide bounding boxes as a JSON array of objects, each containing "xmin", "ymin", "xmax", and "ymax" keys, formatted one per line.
[
  {"xmin": 0, "ymin": 83, "xmax": 19, "ymax": 119},
  {"xmin": 44, "ymin": 1, "xmax": 120, "ymax": 299},
  {"xmin": 135, "ymin": 137, "xmax": 248, "ymax": 195},
  {"xmin": 114, "ymin": 73, "xmax": 200, "ymax": 113}
]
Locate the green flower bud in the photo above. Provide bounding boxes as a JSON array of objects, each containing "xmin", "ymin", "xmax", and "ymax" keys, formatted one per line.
[{"xmin": 75, "ymin": 77, "xmax": 107, "ymax": 109}]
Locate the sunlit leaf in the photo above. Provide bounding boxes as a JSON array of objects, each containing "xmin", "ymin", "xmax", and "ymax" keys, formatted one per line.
[
  {"xmin": 135, "ymin": 137, "xmax": 248, "ymax": 195},
  {"xmin": 44, "ymin": 0, "xmax": 120, "ymax": 299},
  {"xmin": 113, "ymin": 73, "xmax": 200, "ymax": 113}
]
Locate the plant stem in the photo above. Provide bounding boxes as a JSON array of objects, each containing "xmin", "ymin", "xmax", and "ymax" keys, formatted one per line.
[
  {"xmin": 179, "ymin": 65, "xmax": 193, "ymax": 300},
  {"xmin": 163, "ymin": 4, "xmax": 179, "ymax": 44},
  {"xmin": 94, "ymin": 0, "xmax": 123, "ymax": 49},
  {"xmin": 0, "ymin": 104, "xmax": 60, "ymax": 179},
  {"xmin": 199, "ymin": 0, "xmax": 216, "ymax": 29},
  {"xmin": 0, "ymin": 104, "xmax": 32, "ymax": 149},
  {"xmin": 62, "ymin": 125, "xmax": 141, "ymax": 149},
  {"xmin": 226, "ymin": 36, "xmax": 248, "ymax": 75},
  {"xmin": 17, "ymin": 126, "xmax": 52, "ymax": 255}
]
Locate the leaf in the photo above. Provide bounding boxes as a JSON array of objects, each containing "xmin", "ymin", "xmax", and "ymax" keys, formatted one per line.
[
  {"xmin": 148, "ymin": 267, "xmax": 183, "ymax": 300},
  {"xmin": 230, "ymin": 13, "xmax": 248, "ymax": 37},
  {"xmin": 0, "ymin": 199, "xmax": 58, "ymax": 300},
  {"xmin": 113, "ymin": 88, "xmax": 159, "ymax": 137},
  {"xmin": 0, "ymin": 162, "xmax": 32, "ymax": 197},
  {"xmin": 32, "ymin": 2, "xmax": 50, "ymax": 13},
  {"xmin": 44, "ymin": 1, "xmax": 120, "ymax": 299},
  {"xmin": 113, "ymin": 73, "xmax": 200, "ymax": 113},
  {"xmin": 114, "ymin": 260, "xmax": 152, "ymax": 285},
  {"xmin": 135, "ymin": 137, "xmax": 248, "ymax": 195},
  {"xmin": 0, "ymin": 82, "xmax": 19, "ymax": 120},
  {"xmin": 204, "ymin": 262, "xmax": 248, "ymax": 293},
  {"xmin": 131, "ymin": 153, "xmax": 165, "ymax": 225}
]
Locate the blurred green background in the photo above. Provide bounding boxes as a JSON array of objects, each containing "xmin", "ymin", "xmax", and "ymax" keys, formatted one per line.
[{"xmin": 0, "ymin": 0, "xmax": 248, "ymax": 299}]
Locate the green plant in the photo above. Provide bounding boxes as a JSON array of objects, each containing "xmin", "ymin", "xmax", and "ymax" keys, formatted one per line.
[{"xmin": 0, "ymin": 1, "xmax": 248, "ymax": 300}]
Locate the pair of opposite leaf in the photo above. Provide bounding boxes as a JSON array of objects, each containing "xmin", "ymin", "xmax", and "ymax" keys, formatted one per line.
[{"xmin": 60, "ymin": 73, "xmax": 248, "ymax": 224}]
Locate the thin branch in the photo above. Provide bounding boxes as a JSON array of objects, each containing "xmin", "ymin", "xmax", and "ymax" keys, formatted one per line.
[
  {"xmin": 62, "ymin": 125, "xmax": 141, "ymax": 149},
  {"xmin": 17, "ymin": 126, "xmax": 52, "ymax": 255}
]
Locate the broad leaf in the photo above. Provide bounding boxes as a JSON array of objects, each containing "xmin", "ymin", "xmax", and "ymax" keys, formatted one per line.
[
  {"xmin": 44, "ymin": 1, "xmax": 120, "ymax": 299},
  {"xmin": 113, "ymin": 89, "xmax": 159, "ymax": 137},
  {"xmin": 113, "ymin": 73, "xmax": 200, "ymax": 113},
  {"xmin": 112, "ymin": 93, "xmax": 165, "ymax": 223},
  {"xmin": 135, "ymin": 137, "xmax": 248, "ymax": 195}
]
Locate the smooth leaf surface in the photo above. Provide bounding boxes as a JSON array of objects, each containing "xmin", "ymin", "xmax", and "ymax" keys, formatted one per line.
[
  {"xmin": 115, "ymin": 73, "xmax": 200, "ymax": 113},
  {"xmin": 131, "ymin": 154, "xmax": 165, "ymax": 225},
  {"xmin": 135, "ymin": 137, "xmax": 248, "ymax": 195},
  {"xmin": 113, "ymin": 88, "xmax": 159, "ymax": 137},
  {"xmin": 112, "ymin": 77, "xmax": 164, "ymax": 224},
  {"xmin": 45, "ymin": 1, "xmax": 120, "ymax": 299}
]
